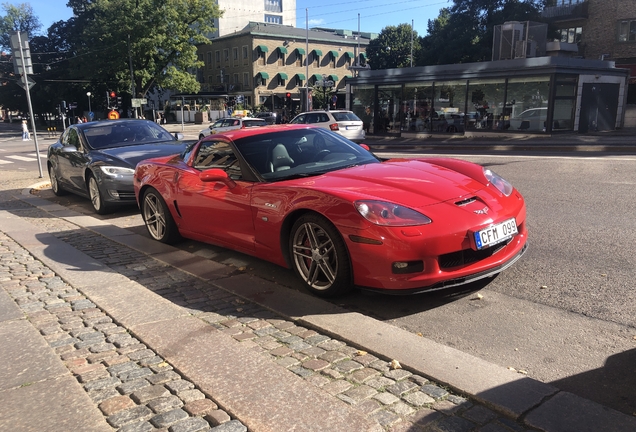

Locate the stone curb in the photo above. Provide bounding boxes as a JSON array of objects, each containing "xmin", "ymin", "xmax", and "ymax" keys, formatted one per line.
[{"xmin": 7, "ymin": 182, "xmax": 636, "ymax": 432}]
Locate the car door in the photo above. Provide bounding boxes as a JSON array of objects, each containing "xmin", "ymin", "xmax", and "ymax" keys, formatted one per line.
[
  {"xmin": 55, "ymin": 127, "xmax": 90, "ymax": 194},
  {"xmin": 175, "ymin": 139, "xmax": 255, "ymax": 252}
]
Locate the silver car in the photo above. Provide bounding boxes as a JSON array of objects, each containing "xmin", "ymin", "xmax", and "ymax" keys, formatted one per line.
[
  {"xmin": 289, "ymin": 110, "xmax": 365, "ymax": 142},
  {"xmin": 199, "ymin": 117, "xmax": 267, "ymax": 139}
]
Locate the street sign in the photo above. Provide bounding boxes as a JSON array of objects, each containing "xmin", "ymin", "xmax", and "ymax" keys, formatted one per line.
[
  {"xmin": 236, "ymin": 95, "xmax": 244, "ymax": 103},
  {"xmin": 16, "ymin": 75, "xmax": 36, "ymax": 90},
  {"xmin": 108, "ymin": 110, "xmax": 120, "ymax": 120},
  {"xmin": 131, "ymin": 98, "xmax": 148, "ymax": 107}
]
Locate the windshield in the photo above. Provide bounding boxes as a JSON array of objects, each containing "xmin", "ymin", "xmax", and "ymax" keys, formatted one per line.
[
  {"xmin": 234, "ymin": 128, "xmax": 379, "ymax": 181},
  {"xmin": 243, "ymin": 119, "xmax": 267, "ymax": 128},
  {"xmin": 83, "ymin": 121, "xmax": 175, "ymax": 149}
]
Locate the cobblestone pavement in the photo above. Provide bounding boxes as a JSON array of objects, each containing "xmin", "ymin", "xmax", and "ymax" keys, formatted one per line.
[{"xmin": 0, "ymin": 184, "xmax": 535, "ymax": 432}]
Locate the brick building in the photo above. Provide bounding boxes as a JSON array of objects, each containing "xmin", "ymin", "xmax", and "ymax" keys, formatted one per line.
[{"xmin": 542, "ymin": 0, "xmax": 636, "ymax": 102}]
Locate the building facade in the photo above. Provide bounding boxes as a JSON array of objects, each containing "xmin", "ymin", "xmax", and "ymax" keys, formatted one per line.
[
  {"xmin": 196, "ymin": 22, "xmax": 372, "ymax": 115},
  {"xmin": 542, "ymin": 0, "xmax": 636, "ymax": 101},
  {"xmin": 346, "ymin": 57, "xmax": 629, "ymax": 136},
  {"xmin": 210, "ymin": 0, "xmax": 296, "ymax": 38}
]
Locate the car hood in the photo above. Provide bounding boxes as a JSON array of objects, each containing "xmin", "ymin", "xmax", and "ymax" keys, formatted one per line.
[
  {"xmin": 296, "ymin": 159, "xmax": 487, "ymax": 207},
  {"xmin": 96, "ymin": 142, "xmax": 189, "ymax": 167}
]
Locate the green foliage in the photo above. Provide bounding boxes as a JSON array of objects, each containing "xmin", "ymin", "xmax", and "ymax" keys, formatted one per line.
[
  {"xmin": 367, "ymin": 23, "xmax": 420, "ymax": 69},
  {"xmin": 419, "ymin": 0, "xmax": 545, "ymax": 65},
  {"xmin": 0, "ymin": 2, "xmax": 41, "ymax": 50}
]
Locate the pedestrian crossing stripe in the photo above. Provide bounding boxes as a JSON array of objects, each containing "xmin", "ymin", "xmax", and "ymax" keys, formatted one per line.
[
  {"xmin": 27, "ymin": 153, "xmax": 47, "ymax": 158},
  {"xmin": 6, "ymin": 155, "xmax": 37, "ymax": 162},
  {"xmin": 0, "ymin": 159, "xmax": 12, "ymax": 164}
]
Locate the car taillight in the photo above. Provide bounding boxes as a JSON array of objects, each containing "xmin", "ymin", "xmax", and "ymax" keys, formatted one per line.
[{"xmin": 329, "ymin": 123, "xmax": 339, "ymax": 131}]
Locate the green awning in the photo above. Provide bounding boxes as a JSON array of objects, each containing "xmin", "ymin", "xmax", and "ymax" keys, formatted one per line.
[
  {"xmin": 257, "ymin": 72, "xmax": 269, "ymax": 79},
  {"xmin": 296, "ymin": 48, "xmax": 306, "ymax": 55},
  {"xmin": 329, "ymin": 50, "xmax": 339, "ymax": 58},
  {"xmin": 278, "ymin": 73, "xmax": 288, "ymax": 79},
  {"xmin": 360, "ymin": 52, "xmax": 367, "ymax": 59},
  {"xmin": 311, "ymin": 74, "xmax": 322, "ymax": 80},
  {"xmin": 344, "ymin": 51, "xmax": 354, "ymax": 58},
  {"xmin": 296, "ymin": 73, "xmax": 306, "ymax": 80},
  {"xmin": 344, "ymin": 74, "xmax": 353, "ymax": 79},
  {"xmin": 278, "ymin": 46, "xmax": 288, "ymax": 54},
  {"xmin": 313, "ymin": 49, "xmax": 323, "ymax": 56},
  {"xmin": 329, "ymin": 74, "xmax": 339, "ymax": 82},
  {"xmin": 257, "ymin": 45, "xmax": 269, "ymax": 52}
]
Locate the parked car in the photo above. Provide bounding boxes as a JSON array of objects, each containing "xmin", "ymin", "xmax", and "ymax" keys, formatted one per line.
[
  {"xmin": 253, "ymin": 111, "xmax": 278, "ymax": 125},
  {"xmin": 509, "ymin": 107, "xmax": 547, "ymax": 131},
  {"xmin": 199, "ymin": 117, "xmax": 267, "ymax": 140},
  {"xmin": 289, "ymin": 110, "xmax": 365, "ymax": 142},
  {"xmin": 47, "ymin": 119, "xmax": 190, "ymax": 214},
  {"xmin": 134, "ymin": 125, "xmax": 527, "ymax": 297}
]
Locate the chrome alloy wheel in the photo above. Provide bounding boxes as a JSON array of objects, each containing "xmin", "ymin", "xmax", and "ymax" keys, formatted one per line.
[
  {"xmin": 142, "ymin": 192, "xmax": 167, "ymax": 240},
  {"xmin": 88, "ymin": 176, "xmax": 103, "ymax": 212},
  {"xmin": 292, "ymin": 222, "xmax": 338, "ymax": 291}
]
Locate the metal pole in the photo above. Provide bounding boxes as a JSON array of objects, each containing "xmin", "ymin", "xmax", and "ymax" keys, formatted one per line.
[
  {"xmin": 16, "ymin": 32, "xmax": 42, "ymax": 178},
  {"xmin": 305, "ymin": 8, "xmax": 310, "ymax": 112},
  {"xmin": 87, "ymin": 92, "xmax": 92, "ymax": 118},
  {"xmin": 181, "ymin": 96, "xmax": 185, "ymax": 131}
]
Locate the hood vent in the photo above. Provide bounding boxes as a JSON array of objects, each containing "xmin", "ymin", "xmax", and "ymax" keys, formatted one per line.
[{"xmin": 455, "ymin": 197, "xmax": 477, "ymax": 207}]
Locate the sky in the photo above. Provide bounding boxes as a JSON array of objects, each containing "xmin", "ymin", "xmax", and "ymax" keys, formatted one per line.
[{"xmin": 15, "ymin": 0, "xmax": 446, "ymax": 39}]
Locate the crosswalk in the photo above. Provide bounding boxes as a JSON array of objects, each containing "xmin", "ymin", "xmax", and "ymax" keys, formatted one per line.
[{"xmin": 0, "ymin": 152, "xmax": 47, "ymax": 165}]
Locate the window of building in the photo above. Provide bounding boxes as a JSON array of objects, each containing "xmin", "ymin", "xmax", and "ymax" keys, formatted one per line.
[
  {"xmin": 257, "ymin": 50, "xmax": 266, "ymax": 66},
  {"xmin": 559, "ymin": 27, "xmax": 582, "ymax": 44},
  {"xmin": 206, "ymin": 52, "xmax": 212, "ymax": 69},
  {"xmin": 265, "ymin": 0, "xmax": 282, "ymax": 13},
  {"xmin": 224, "ymin": 49, "xmax": 229, "ymax": 64},
  {"xmin": 313, "ymin": 53, "xmax": 320, "ymax": 68},
  {"xmin": 295, "ymin": 53, "xmax": 303, "ymax": 67},
  {"xmin": 556, "ymin": 0, "xmax": 584, "ymax": 4},
  {"xmin": 265, "ymin": 14, "xmax": 282, "ymax": 24},
  {"xmin": 233, "ymin": 47, "xmax": 239, "ymax": 61},
  {"xmin": 278, "ymin": 74, "xmax": 286, "ymax": 87},
  {"xmin": 330, "ymin": 52, "xmax": 336, "ymax": 69},
  {"xmin": 233, "ymin": 73, "xmax": 239, "ymax": 85},
  {"xmin": 215, "ymin": 51, "xmax": 220, "ymax": 68},
  {"xmin": 242, "ymin": 46, "xmax": 249, "ymax": 64},
  {"xmin": 278, "ymin": 50, "xmax": 285, "ymax": 66},
  {"xmin": 243, "ymin": 72, "xmax": 250, "ymax": 89},
  {"xmin": 618, "ymin": 20, "xmax": 636, "ymax": 42}
]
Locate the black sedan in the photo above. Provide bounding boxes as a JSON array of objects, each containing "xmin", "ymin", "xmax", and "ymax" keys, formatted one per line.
[{"xmin": 47, "ymin": 119, "xmax": 190, "ymax": 214}]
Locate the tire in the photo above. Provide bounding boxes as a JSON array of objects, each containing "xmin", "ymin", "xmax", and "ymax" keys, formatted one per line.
[
  {"xmin": 141, "ymin": 188, "xmax": 181, "ymax": 244},
  {"xmin": 289, "ymin": 213, "xmax": 352, "ymax": 297},
  {"xmin": 87, "ymin": 173, "xmax": 113, "ymax": 214},
  {"xmin": 48, "ymin": 164, "xmax": 67, "ymax": 196}
]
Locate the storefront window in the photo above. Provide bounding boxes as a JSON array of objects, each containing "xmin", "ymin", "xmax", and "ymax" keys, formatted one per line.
[
  {"xmin": 404, "ymin": 84, "xmax": 433, "ymax": 132},
  {"xmin": 467, "ymin": 79, "xmax": 507, "ymax": 131},
  {"xmin": 432, "ymin": 81, "xmax": 467, "ymax": 133},
  {"xmin": 376, "ymin": 85, "xmax": 403, "ymax": 134},
  {"xmin": 350, "ymin": 85, "xmax": 375, "ymax": 135},
  {"xmin": 506, "ymin": 76, "xmax": 550, "ymax": 132}
]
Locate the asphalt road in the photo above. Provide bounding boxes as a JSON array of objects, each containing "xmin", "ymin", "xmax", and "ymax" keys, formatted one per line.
[{"xmin": 5, "ymin": 132, "xmax": 636, "ymax": 416}]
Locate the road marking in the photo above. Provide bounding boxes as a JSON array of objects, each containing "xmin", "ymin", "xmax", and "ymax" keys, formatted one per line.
[
  {"xmin": 6, "ymin": 155, "xmax": 37, "ymax": 162},
  {"xmin": 0, "ymin": 159, "xmax": 13, "ymax": 164},
  {"xmin": 27, "ymin": 153, "xmax": 47, "ymax": 158}
]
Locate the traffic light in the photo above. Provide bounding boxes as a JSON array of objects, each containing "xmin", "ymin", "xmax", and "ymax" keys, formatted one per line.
[
  {"xmin": 109, "ymin": 91, "xmax": 116, "ymax": 99},
  {"xmin": 61, "ymin": 100, "xmax": 67, "ymax": 111},
  {"xmin": 116, "ymin": 96, "xmax": 122, "ymax": 106},
  {"xmin": 285, "ymin": 92, "xmax": 292, "ymax": 108}
]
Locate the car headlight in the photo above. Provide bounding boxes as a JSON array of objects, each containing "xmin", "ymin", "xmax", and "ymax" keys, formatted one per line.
[
  {"xmin": 99, "ymin": 166, "xmax": 135, "ymax": 178},
  {"xmin": 355, "ymin": 200, "xmax": 432, "ymax": 226},
  {"xmin": 483, "ymin": 168, "xmax": 513, "ymax": 196}
]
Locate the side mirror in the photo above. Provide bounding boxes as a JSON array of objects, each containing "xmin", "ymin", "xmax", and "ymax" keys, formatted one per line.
[
  {"xmin": 61, "ymin": 146, "xmax": 79, "ymax": 153},
  {"xmin": 174, "ymin": 132, "xmax": 184, "ymax": 140},
  {"xmin": 199, "ymin": 168, "xmax": 236, "ymax": 189}
]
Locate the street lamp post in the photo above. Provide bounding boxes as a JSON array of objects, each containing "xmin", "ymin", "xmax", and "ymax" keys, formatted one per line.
[{"xmin": 86, "ymin": 92, "xmax": 92, "ymax": 119}]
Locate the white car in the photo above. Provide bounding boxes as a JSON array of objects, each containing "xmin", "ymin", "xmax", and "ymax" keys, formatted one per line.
[
  {"xmin": 289, "ymin": 110, "xmax": 365, "ymax": 142},
  {"xmin": 199, "ymin": 117, "xmax": 267, "ymax": 139},
  {"xmin": 509, "ymin": 107, "xmax": 547, "ymax": 131}
]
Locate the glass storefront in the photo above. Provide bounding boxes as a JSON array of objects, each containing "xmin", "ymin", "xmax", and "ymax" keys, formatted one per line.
[{"xmin": 350, "ymin": 76, "xmax": 576, "ymax": 135}]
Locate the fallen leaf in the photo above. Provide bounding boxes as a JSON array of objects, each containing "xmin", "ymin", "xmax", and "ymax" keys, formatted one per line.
[
  {"xmin": 540, "ymin": 285, "xmax": 548, "ymax": 289},
  {"xmin": 508, "ymin": 366, "xmax": 516, "ymax": 372},
  {"xmin": 238, "ymin": 267, "xmax": 246, "ymax": 271},
  {"xmin": 518, "ymin": 370, "xmax": 528, "ymax": 375},
  {"xmin": 390, "ymin": 359, "xmax": 402, "ymax": 370},
  {"xmin": 476, "ymin": 293, "xmax": 484, "ymax": 300},
  {"xmin": 417, "ymin": 332, "xmax": 423, "ymax": 337},
  {"xmin": 356, "ymin": 350, "xmax": 368, "ymax": 356},
  {"xmin": 236, "ymin": 308, "xmax": 243, "ymax": 312},
  {"xmin": 514, "ymin": 348, "xmax": 519, "ymax": 351},
  {"xmin": 601, "ymin": 274, "xmax": 607, "ymax": 277},
  {"xmin": 157, "ymin": 362, "xmax": 169, "ymax": 368},
  {"xmin": 633, "ymin": 335, "xmax": 636, "ymax": 341}
]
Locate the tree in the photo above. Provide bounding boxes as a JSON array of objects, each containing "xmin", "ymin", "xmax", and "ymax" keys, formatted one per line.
[
  {"xmin": 0, "ymin": 2, "xmax": 41, "ymax": 51},
  {"xmin": 367, "ymin": 23, "xmax": 420, "ymax": 69},
  {"xmin": 420, "ymin": 0, "xmax": 545, "ymax": 65},
  {"xmin": 67, "ymin": 0, "xmax": 222, "ymax": 98}
]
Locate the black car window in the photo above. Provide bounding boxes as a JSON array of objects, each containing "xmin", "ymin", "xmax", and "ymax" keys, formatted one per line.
[
  {"xmin": 243, "ymin": 120, "xmax": 267, "ymax": 128},
  {"xmin": 66, "ymin": 128, "xmax": 81, "ymax": 150},
  {"xmin": 332, "ymin": 112, "xmax": 361, "ymax": 121},
  {"xmin": 193, "ymin": 140, "xmax": 242, "ymax": 180},
  {"xmin": 290, "ymin": 114, "xmax": 306, "ymax": 124},
  {"xmin": 306, "ymin": 113, "xmax": 320, "ymax": 124}
]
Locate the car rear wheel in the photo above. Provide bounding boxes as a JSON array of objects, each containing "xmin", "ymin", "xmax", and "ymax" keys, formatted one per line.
[
  {"xmin": 290, "ymin": 214, "xmax": 351, "ymax": 297},
  {"xmin": 87, "ymin": 174, "xmax": 112, "ymax": 214},
  {"xmin": 141, "ymin": 188, "xmax": 181, "ymax": 244},
  {"xmin": 48, "ymin": 164, "xmax": 67, "ymax": 196}
]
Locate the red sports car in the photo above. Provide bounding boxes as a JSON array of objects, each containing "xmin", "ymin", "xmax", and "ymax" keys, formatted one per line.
[{"xmin": 134, "ymin": 125, "xmax": 527, "ymax": 297}]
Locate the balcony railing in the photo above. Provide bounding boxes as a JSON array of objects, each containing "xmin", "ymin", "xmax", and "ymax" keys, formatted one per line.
[{"xmin": 542, "ymin": 1, "xmax": 588, "ymax": 21}]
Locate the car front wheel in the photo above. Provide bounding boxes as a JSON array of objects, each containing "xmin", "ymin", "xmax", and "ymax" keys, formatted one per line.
[
  {"xmin": 87, "ymin": 174, "xmax": 112, "ymax": 214},
  {"xmin": 290, "ymin": 214, "xmax": 352, "ymax": 297},
  {"xmin": 48, "ymin": 164, "xmax": 67, "ymax": 196},
  {"xmin": 141, "ymin": 188, "xmax": 181, "ymax": 244}
]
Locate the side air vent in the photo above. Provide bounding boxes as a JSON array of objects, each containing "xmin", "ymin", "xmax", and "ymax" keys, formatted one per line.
[{"xmin": 455, "ymin": 197, "xmax": 477, "ymax": 206}]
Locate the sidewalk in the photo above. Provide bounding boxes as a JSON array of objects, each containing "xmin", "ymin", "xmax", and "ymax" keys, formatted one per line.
[{"xmin": 1, "ymin": 178, "xmax": 636, "ymax": 431}]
